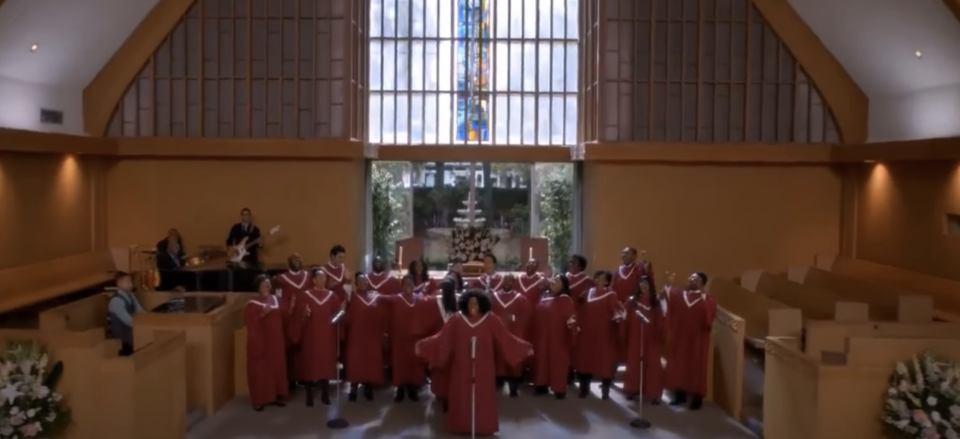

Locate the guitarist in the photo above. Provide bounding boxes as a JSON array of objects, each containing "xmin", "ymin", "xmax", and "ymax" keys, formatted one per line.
[{"xmin": 226, "ymin": 208, "xmax": 262, "ymax": 265}]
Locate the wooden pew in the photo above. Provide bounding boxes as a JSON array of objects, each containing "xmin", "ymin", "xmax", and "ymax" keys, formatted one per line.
[
  {"xmin": 787, "ymin": 266, "xmax": 910, "ymax": 321},
  {"xmin": 804, "ymin": 319, "xmax": 960, "ymax": 358},
  {"xmin": 0, "ymin": 251, "xmax": 118, "ymax": 328},
  {"xmin": 133, "ymin": 294, "xmax": 247, "ymax": 415},
  {"xmin": 0, "ymin": 329, "xmax": 106, "ymax": 439},
  {"xmin": 741, "ymin": 270, "xmax": 850, "ymax": 320},
  {"xmin": 765, "ymin": 335, "xmax": 960, "ymax": 439},
  {"xmin": 96, "ymin": 331, "xmax": 187, "ymax": 439},
  {"xmin": 708, "ymin": 278, "xmax": 801, "ymax": 430},
  {"xmin": 816, "ymin": 254, "xmax": 960, "ymax": 321}
]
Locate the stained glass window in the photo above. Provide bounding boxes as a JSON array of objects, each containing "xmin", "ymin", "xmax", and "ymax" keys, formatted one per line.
[{"xmin": 369, "ymin": 0, "xmax": 579, "ymax": 146}]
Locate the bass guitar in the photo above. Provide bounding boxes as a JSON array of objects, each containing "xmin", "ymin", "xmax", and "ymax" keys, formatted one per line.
[{"xmin": 228, "ymin": 225, "xmax": 281, "ymax": 263}]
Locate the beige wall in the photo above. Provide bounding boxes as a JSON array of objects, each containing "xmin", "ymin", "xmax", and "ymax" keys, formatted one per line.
[
  {"xmin": 582, "ymin": 163, "xmax": 844, "ymax": 279},
  {"xmin": 855, "ymin": 161, "xmax": 960, "ymax": 281},
  {"xmin": 103, "ymin": 159, "xmax": 367, "ymax": 267},
  {"xmin": 0, "ymin": 152, "xmax": 106, "ymax": 269}
]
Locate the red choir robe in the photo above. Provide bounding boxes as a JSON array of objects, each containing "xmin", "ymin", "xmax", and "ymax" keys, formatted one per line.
[
  {"xmin": 289, "ymin": 288, "xmax": 342, "ymax": 382},
  {"xmin": 565, "ymin": 272, "xmax": 595, "ymax": 311},
  {"xmin": 620, "ymin": 297, "xmax": 665, "ymax": 399},
  {"xmin": 321, "ymin": 263, "xmax": 350, "ymax": 300},
  {"xmin": 413, "ymin": 277, "xmax": 439, "ymax": 296},
  {"xmin": 278, "ymin": 270, "xmax": 310, "ymax": 299},
  {"xmin": 416, "ymin": 313, "xmax": 532, "ymax": 436},
  {"xmin": 611, "ymin": 264, "xmax": 642, "ymax": 303},
  {"xmin": 469, "ymin": 273, "xmax": 503, "ymax": 292},
  {"xmin": 491, "ymin": 289, "xmax": 533, "ymax": 377},
  {"xmin": 368, "ymin": 271, "xmax": 401, "ymax": 296},
  {"xmin": 416, "ymin": 295, "xmax": 460, "ymax": 400},
  {"xmin": 530, "ymin": 294, "xmax": 578, "ymax": 393},
  {"xmin": 664, "ymin": 288, "xmax": 717, "ymax": 396},
  {"xmin": 516, "ymin": 273, "xmax": 547, "ymax": 304},
  {"xmin": 382, "ymin": 292, "xmax": 427, "ymax": 386},
  {"xmin": 344, "ymin": 290, "xmax": 386, "ymax": 385},
  {"xmin": 574, "ymin": 287, "xmax": 624, "ymax": 379},
  {"xmin": 245, "ymin": 296, "xmax": 289, "ymax": 406}
]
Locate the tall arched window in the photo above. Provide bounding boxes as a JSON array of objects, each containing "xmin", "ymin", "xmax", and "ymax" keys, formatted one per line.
[{"xmin": 369, "ymin": 0, "xmax": 579, "ymax": 146}]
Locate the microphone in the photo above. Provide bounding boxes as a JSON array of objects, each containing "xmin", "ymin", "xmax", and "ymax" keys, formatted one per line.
[
  {"xmin": 470, "ymin": 336, "xmax": 477, "ymax": 360},
  {"xmin": 635, "ymin": 309, "xmax": 651, "ymax": 324},
  {"xmin": 331, "ymin": 310, "xmax": 346, "ymax": 325}
]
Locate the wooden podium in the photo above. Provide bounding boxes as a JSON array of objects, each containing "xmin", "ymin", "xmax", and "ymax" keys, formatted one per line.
[{"xmin": 395, "ymin": 237, "xmax": 424, "ymax": 269}]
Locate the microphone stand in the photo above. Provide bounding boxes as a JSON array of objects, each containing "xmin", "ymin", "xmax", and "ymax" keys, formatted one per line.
[
  {"xmin": 470, "ymin": 335, "xmax": 477, "ymax": 439},
  {"xmin": 327, "ymin": 309, "xmax": 349, "ymax": 429},
  {"xmin": 630, "ymin": 307, "xmax": 652, "ymax": 429}
]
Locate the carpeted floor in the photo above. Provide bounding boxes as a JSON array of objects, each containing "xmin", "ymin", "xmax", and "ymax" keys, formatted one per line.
[{"xmin": 187, "ymin": 383, "xmax": 757, "ymax": 439}]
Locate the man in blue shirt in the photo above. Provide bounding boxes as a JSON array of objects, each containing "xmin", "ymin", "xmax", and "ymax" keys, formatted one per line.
[{"xmin": 108, "ymin": 272, "xmax": 145, "ymax": 356}]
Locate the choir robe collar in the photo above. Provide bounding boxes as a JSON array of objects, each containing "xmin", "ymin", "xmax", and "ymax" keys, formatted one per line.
[
  {"xmin": 322, "ymin": 263, "xmax": 345, "ymax": 283},
  {"xmin": 305, "ymin": 288, "xmax": 334, "ymax": 306},
  {"xmin": 618, "ymin": 263, "xmax": 638, "ymax": 279},
  {"xmin": 250, "ymin": 295, "xmax": 280, "ymax": 309},
  {"xmin": 367, "ymin": 271, "xmax": 391, "ymax": 289},
  {"xmin": 354, "ymin": 290, "xmax": 378, "ymax": 306},
  {"xmin": 460, "ymin": 312, "xmax": 490, "ymax": 328},
  {"xmin": 517, "ymin": 273, "xmax": 542, "ymax": 294},
  {"xmin": 281, "ymin": 270, "xmax": 309, "ymax": 289},
  {"xmin": 494, "ymin": 290, "xmax": 521, "ymax": 308},
  {"xmin": 565, "ymin": 271, "xmax": 589, "ymax": 288},
  {"xmin": 479, "ymin": 272, "xmax": 503, "ymax": 290},
  {"xmin": 587, "ymin": 287, "xmax": 616, "ymax": 302},
  {"xmin": 683, "ymin": 290, "xmax": 705, "ymax": 307},
  {"xmin": 397, "ymin": 292, "xmax": 418, "ymax": 307},
  {"xmin": 413, "ymin": 278, "xmax": 431, "ymax": 294},
  {"xmin": 436, "ymin": 295, "xmax": 457, "ymax": 322}
]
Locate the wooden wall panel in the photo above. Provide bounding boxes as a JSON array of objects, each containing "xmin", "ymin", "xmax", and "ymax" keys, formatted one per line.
[
  {"xmin": 107, "ymin": 0, "xmax": 350, "ymax": 138},
  {"xmin": 599, "ymin": 0, "xmax": 839, "ymax": 143}
]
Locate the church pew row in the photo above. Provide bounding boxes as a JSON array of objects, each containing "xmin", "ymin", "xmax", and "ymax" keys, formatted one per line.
[
  {"xmin": 0, "ymin": 251, "xmax": 119, "ymax": 328},
  {"xmin": 815, "ymin": 254, "xmax": 960, "ymax": 321},
  {"xmin": 740, "ymin": 270, "xmax": 852, "ymax": 320},
  {"xmin": 765, "ymin": 335, "xmax": 960, "ymax": 439},
  {"xmin": 707, "ymin": 278, "xmax": 802, "ymax": 428},
  {"xmin": 786, "ymin": 266, "xmax": 946, "ymax": 321},
  {"xmin": 0, "ymin": 328, "xmax": 186, "ymax": 439}
]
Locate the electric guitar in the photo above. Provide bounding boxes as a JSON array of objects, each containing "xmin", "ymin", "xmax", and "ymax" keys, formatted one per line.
[{"xmin": 228, "ymin": 225, "xmax": 281, "ymax": 263}]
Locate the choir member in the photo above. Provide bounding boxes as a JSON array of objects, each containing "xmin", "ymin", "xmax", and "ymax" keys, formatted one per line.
[
  {"xmin": 574, "ymin": 271, "xmax": 625, "ymax": 400},
  {"xmin": 638, "ymin": 250, "xmax": 654, "ymax": 286},
  {"xmin": 245, "ymin": 275, "xmax": 289, "ymax": 411},
  {"xmin": 408, "ymin": 258, "xmax": 438, "ymax": 295},
  {"xmin": 278, "ymin": 254, "xmax": 309, "ymax": 298},
  {"xmin": 470, "ymin": 253, "xmax": 504, "ymax": 292},
  {"xmin": 621, "ymin": 275, "xmax": 665, "ymax": 403},
  {"xmin": 289, "ymin": 269, "xmax": 343, "ymax": 407},
  {"xmin": 418, "ymin": 278, "xmax": 461, "ymax": 412},
  {"xmin": 517, "ymin": 259, "xmax": 548, "ymax": 304},
  {"xmin": 663, "ymin": 272, "xmax": 716, "ymax": 410},
  {"xmin": 344, "ymin": 273, "xmax": 386, "ymax": 401},
  {"xmin": 382, "ymin": 275, "xmax": 426, "ymax": 402},
  {"xmin": 565, "ymin": 254, "xmax": 595, "ymax": 310},
  {"xmin": 321, "ymin": 245, "xmax": 351, "ymax": 300},
  {"xmin": 611, "ymin": 247, "xmax": 642, "ymax": 302},
  {"xmin": 491, "ymin": 274, "xmax": 533, "ymax": 397},
  {"xmin": 367, "ymin": 256, "xmax": 401, "ymax": 295},
  {"xmin": 445, "ymin": 270, "xmax": 465, "ymax": 293},
  {"xmin": 415, "ymin": 290, "xmax": 533, "ymax": 436},
  {"xmin": 530, "ymin": 275, "xmax": 578, "ymax": 399}
]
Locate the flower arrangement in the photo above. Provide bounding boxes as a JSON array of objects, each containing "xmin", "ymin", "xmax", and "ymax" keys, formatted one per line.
[
  {"xmin": 449, "ymin": 226, "xmax": 499, "ymax": 263},
  {"xmin": 884, "ymin": 351, "xmax": 960, "ymax": 439},
  {"xmin": 0, "ymin": 340, "xmax": 71, "ymax": 439}
]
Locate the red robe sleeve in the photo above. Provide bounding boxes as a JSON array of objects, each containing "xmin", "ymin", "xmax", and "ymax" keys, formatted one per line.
[
  {"xmin": 558, "ymin": 296, "xmax": 580, "ymax": 348},
  {"xmin": 286, "ymin": 292, "xmax": 307, "ymax": 346},
  {"xmin": 421, "ymin": 316, "xmax": 458, "ymax": 369},
  {"xmin": 619, "ymin": 300, "xmax": 634, "ymax": 345},
  {"xmin": 517, "ymin": 298, "xmax": 534, "ymax": 341},
  {"xmin": 245, "ymin": 303, "xmax": 266, "ymax": 358},
  {"xmin": 490, "ymin": 314, "xmax": 533, "ymax": 367}
]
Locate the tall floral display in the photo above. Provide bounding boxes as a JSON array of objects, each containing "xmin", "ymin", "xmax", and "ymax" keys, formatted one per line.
[
  {"xmin": 884, "ymin": 351, "xmax": 960, "ymax": 439},
  {"xmin": 0, "ymin": 341, "xmax": 71, "ymax": 439}
]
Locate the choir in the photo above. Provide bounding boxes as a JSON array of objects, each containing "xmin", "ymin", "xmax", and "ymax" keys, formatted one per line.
[{"xmin": 244, "ymin": 245, "xmax": 717, "ymax": 433}]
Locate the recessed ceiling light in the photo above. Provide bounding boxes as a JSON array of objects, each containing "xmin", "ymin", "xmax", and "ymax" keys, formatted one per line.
[
  {"xmin": 30, "ymin": 44, "xmax": 38, "ymax": 52},
  {"xmin": 915, "ymin": 50, "xmax": 923, "ymax": 58}
]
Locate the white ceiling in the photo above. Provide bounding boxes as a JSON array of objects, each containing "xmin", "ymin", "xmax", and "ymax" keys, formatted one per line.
[{"xmin": 0, "ymin": 0, "xmax": 959, "ymax": 125}]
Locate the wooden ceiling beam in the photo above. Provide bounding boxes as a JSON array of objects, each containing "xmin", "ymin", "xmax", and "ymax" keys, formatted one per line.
[
  {"xmin": 82, "ymin": 0, "xmax": 196, "ymax": 137},
  {"xmin": 750, "ymin": 0, "xmax": 869, "ymax": 145}
]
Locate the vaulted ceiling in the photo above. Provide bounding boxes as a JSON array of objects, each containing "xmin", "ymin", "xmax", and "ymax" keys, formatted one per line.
[{"xmin": 1, "ymin": 0, "xmax": 959, "ymax": 141}]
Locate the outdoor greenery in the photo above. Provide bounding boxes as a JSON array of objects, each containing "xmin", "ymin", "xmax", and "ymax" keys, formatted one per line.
[
  {"xmin": 537, "ymin": 164, "xmax": 574, "ymax": 272},
  {"xmin": 371, "ymin": 164, "xmax": 404, "ymax": 265}
]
